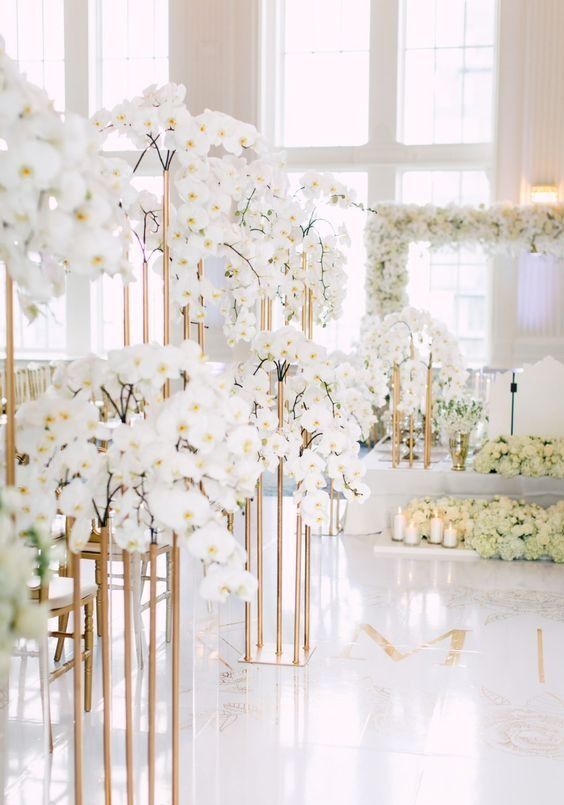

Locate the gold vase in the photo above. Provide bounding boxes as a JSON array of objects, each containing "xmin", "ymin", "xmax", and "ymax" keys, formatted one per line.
[{"xmin": 449, "ymin": 432, "xmax": 470, "ymax": 471}]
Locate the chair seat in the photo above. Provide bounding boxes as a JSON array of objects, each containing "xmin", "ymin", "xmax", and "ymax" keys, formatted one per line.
[{"xmin": 28, "ymin": 576, "xmax": 97, "ymax": 609}]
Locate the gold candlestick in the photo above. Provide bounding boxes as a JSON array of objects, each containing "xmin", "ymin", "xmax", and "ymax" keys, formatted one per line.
[
  {"xmin": 391, "ymin": 363, "xmax": 401, "ymax": 468},
  {"xmin": 424, "ymin": 357, "xmax": 433, "ymax": 469}
]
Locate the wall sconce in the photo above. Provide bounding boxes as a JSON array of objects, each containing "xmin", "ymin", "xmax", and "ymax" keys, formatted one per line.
[{"xmin": 530, "ymin": 184, "xmax": 559, "ymax": 204}]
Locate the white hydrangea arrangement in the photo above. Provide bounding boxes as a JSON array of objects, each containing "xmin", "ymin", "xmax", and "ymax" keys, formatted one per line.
[
  {"xmin": 365, "ymin": 202, "xmax": 564, "ymax": 316},
  {"xmin": 473, "ymin": 436, "xmax": 564, "ymax": 478},
  {"xmin": 16, "ymin": 342, "xmax": 262, "ymax": 602},
  {"xmin": 435, "ymin": 397, "xmax": 486, "ymax": 436},
  {"xmin": 404, "ymin": 495, "xmax": 564, "ymax": 562}
]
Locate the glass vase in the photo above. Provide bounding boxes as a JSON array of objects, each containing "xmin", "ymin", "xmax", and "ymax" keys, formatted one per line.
[{"xmin": 448, "ymin": 431, "xmax": 470, "ymax": 471}]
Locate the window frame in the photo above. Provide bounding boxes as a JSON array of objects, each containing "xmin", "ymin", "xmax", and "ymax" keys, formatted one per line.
[{"xmin": 260, "ymin": 0, "xmax": 499, "ymax": 362}]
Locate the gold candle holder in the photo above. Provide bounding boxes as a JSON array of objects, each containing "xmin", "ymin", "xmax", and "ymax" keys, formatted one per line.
[{"xmin": 391, "ymin": 363, "xmax": 401, "ymax": 468}]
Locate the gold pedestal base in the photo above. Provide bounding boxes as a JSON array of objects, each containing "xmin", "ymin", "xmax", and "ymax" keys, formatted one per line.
[{"xmin": 239, "ymin": 643, "xmax": 316, "ymax": 667}]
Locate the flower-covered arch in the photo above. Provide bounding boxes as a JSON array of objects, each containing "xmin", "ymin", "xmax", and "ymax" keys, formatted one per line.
[{"xmin": 365, "ymin": 202, "xmax": 564, "ymax": 316}]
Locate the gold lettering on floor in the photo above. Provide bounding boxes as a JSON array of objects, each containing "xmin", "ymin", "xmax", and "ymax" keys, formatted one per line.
[
  {"xmin": 537, "ymin": 627, "xmax": 545, "ymax": 683},
  {"xmin": 338, "ymin": 624, "xmax": 471, "ymax": 667}
]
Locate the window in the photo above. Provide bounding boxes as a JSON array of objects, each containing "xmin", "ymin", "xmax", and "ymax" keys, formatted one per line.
[
  {"xmin": 91, "ymin": 0, "xmax": 169, "ymax": 111},
  {"xmin": 265, "ymin": 0, "xmax": 498, "ymax": 356},
  {"xmin": 400, "ymin": 0, "xmax": 496, "ymax": 144},
  {"xmin": 401, "ymin": 169, "xmax": 491, "ymax": 364},
  {"xmin": 278, "ymin": 0, "xmax": 370, "ymax": 146},
  {"xmin": 2, "ymin": 0, "xmax": 65, "ymax": 110},
  {"xmin": 0, "ymin": 275, "xmax": 66, "ymax": 356},
  {"xmin": 91, "ymin": 0, "xmax": 169, "ymax": 151}
]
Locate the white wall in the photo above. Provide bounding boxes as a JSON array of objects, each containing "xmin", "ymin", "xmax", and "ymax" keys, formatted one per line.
[{"xmin": 492, "ymin": 0, "xmax": 564, "ymax": 367}]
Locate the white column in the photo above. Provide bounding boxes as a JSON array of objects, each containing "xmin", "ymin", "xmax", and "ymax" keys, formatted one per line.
[
  {"xmin": 169, "ymin": 0, "xmax": 260, "ymax": 124},
  {"xmin": 63, "ymin": 0, "xmax": 92, "ymax": 356}
]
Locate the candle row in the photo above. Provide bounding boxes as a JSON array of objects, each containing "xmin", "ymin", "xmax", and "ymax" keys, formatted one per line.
[{"xmin": 392, "ymin": 508, "xmax": 458, "ymax": 548}]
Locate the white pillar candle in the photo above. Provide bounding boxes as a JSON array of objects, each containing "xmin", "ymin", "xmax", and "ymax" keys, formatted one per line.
[
  {"xmin": 429, "ymin": 510, "xmax": 444, "ymax": 544},
  {"xmin": 404, "ymin": 521, "xmax": 420, "ymax": 546},
  {"xmin": 443, "ymin": 522, "xmax": 458, "ymax": 548},
  {"xmin": 392, "ymin": 507, "xmax": 406, "ymax": 541}
]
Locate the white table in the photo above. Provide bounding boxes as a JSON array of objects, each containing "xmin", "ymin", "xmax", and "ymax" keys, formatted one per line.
[{"xmin": 345, "ymin": 447, "xmax": 564, "ymax": 536}]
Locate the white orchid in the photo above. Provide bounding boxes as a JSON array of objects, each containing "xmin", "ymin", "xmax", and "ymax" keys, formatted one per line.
[
  {"xmin": 17, "ymin": 341, "xmax": 262, "ymax": 602},
  {"xmin": 0, "ymin": 38, "xmax": 132, "ymax": 314}
]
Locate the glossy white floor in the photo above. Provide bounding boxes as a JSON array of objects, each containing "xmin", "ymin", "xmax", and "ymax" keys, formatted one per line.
[{"xmin": 5, "ymin": 498, "xmax": 564, "ymax": 804}]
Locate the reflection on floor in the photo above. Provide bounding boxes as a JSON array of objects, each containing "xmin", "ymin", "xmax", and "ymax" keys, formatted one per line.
[{"xmin": 5, "ymin": 498, "xmax": 564, "ymax": 804}]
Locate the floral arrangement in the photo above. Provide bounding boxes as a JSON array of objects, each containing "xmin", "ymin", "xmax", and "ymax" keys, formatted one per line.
[
  {"xmin": 357, "ymin": 306, "xmax": 468, "ymax": 416},
  {"xmin": 94, "ymin": 84, "xmax": 362, "ymax": 346},
  {"xmin": 404, "ymin": 495, "xmax": 564, "ymax": 562},
  {"xmin": 435, "ymin": 397, "xmax": 485, "ymax": 436},
  {"xmin": 365, "ymin": 202, "xmax": 564, "ymax": 316},
  {"xmin": 233, "ymin": 326, "xmax": 370, "ymax": 528},
  {"xmin": 0, "ymin": 37, "xmax": 132, "ymax": 315},
  {"xmin": 0, "ymin": 488, "xmax": 52, "ymax": 677},
  {"xmin": 16, "ymin": 341, "xmax": 262, "ymax": 602},
  {"xmin": 473, "ymin": 436, "xmax": 564, "ymax": 478}
]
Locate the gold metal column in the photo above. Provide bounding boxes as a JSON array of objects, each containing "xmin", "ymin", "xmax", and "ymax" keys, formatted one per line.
[
  {"xmin": 171, "ymin": 534, "xmax": 180, "ymax": 803},
  {"xmin": 276, "ymin": 379, "xmax": 284, "ymax": 655},
  {"xmin": 4, "ymin": 270, "xmax": 15, "ymax": 486},
  {"xmin": 100, "ymin": 525, "xmax": 112, "ymax": 803},
  {"xmin": 243, "ymin": 498, "xmax": 252, "ymax": 661},
  {"xmin": 122, "ymin": 551, "xmax": 134, "ymax": 805},
  {"xmin": 72, "ymin": 548, "xmax": 84, "ymax": 805},
  {"xmin": 196, "ymin": 259, "xmax": 205, "ymax": 350},
  {"xmin": 148, "ymin": 540, "xmax": 158, "ymax": 805},
  {"xmin": 256, "ymin": 475, "xmax": 263, "ymax": 649},
  {"xmin": 292, "ymin": 507, "xmax": 302, "ymax": 665},
  {"xmin": 123, "ymin": 285, "xmax": 131, "ymax": 348},
  {"xmin": 142, "ymin": 260, "xmax": 150, "ymax": 344}
]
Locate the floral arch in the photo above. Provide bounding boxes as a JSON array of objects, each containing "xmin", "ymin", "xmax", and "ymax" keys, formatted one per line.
[{"xmin": 364, "ymin": 203, "xmax": 564, "ymax": 316}]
